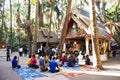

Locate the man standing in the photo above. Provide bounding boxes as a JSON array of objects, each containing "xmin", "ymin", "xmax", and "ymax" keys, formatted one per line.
[
  {"xmin": 19, "ymin": 47, "xmax": 23, "ymax": 57},
  {"xmin": 6, "ymin": 48, "xmax": 11, "ymax": 61},
  {"xmin": 23, "ymin": 47, "xmax": 28, "ymax": 57}
]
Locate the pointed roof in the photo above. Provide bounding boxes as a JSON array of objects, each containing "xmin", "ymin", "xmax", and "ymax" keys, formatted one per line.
[
  {"xmin": 66, "ymin": 7, "xmax": 110, "ymax": 40},
  {"xmin": 37, "ymin": 28, "xmax": 59, "ymax": 43}
]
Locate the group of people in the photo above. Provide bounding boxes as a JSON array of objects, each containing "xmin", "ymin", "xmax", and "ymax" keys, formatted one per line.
[
  {"xmin": 60, "ymin": 51, "xmax": 92, "ymax": 67},
  {"xmin": 11, "ymin": 54, "xmax": 60, "ymax": 73},
  {"xmin": 26, "ymin": 54, "xmax": 60, "ymax": 73},
  {"xmin": 11, "ymin": 47, "xmax": 92, "ymax": 73}
]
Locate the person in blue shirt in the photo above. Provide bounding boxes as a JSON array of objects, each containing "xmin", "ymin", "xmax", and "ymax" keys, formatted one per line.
[
  {"xmin": 12, "ymin": 56, "xmax": 21, "ymax": 69},
  {"xmin": 49, "ymin": 57, "xmax": 60, "ymax": 73},
  {"xmin": 39, "ymin": 54, "xmax": 48, "ymax": 72}
]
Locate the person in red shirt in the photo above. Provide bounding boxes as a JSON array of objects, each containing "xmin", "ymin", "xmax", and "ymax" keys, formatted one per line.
[
  {"xmin": 61, "ymin": 52, "xmax": 67, "ymax": 66},
  {"xmin": 30, "ymin": 54, "xmax": 39, "ymax": 69}
]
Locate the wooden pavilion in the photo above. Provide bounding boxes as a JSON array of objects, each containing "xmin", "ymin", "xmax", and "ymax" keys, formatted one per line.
[{"xmin": 63, "ymin": 7, "xmax": 110, "ymax": 61}]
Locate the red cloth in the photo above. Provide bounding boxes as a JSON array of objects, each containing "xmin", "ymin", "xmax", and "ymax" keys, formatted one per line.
[
  {"xmin": 61, "ymin": 56, "xmax": 67, "ymax": 65},
  {"xmin": 30, "ymin": 58, "xmax": 37, "ymax": 65}
]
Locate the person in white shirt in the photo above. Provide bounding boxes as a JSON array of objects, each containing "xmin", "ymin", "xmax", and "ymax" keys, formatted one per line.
[
  {"xmin": 19, "ymin": 48, "xmax": 23, "ymax": 56},
  {"xmin": 77, "ymin": 51, "xmax": 85, "ymax": 66}
]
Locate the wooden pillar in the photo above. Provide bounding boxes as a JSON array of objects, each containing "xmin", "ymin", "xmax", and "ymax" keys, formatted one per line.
[
  {"xmin": 103, "ymin": 40, "xmax": 108, "ymax": 54},
  {"xmin": 86, "ymin": 37, "xmax": 89, "ymax": 55},
  {"xmin": 104, "ymin": 40, "xmax": 106, "ymax": 54},
  {"xmin": 108, "ymin": 40, "xmax": 111, "ymax": 51}
]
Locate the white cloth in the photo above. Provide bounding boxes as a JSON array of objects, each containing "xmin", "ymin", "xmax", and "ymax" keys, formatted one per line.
[{"xmin": 77, "ymin": 54, "xmax": 85, "ymax": 65}]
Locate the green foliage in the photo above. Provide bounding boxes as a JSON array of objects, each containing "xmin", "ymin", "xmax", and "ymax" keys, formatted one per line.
[
  {"xmin": 0, "ymin": 0, "xmax": 3, "ymax": 7},
  {"xmin": 106, "ymin": 2, "xmax": 120, "ymax": 22},
  {"xmin": 0, "ymin": 0, "xmax": 9, "ymax": 44},
  {"xmin": 31, "ymin": 18, "xmax": 35, "ymax": 25},
  {"xmin": 13, "ymin": 2, "xmax": 21, "ymax": 9},
  {"xmin": 44, "ymin": 23, "xmax": 49, "ymax": 28}
]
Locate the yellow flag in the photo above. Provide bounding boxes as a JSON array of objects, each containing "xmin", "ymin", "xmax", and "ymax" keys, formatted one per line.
[{"xmin": 31, "ymin": 0, "xmax": 36, "ymax": 5}]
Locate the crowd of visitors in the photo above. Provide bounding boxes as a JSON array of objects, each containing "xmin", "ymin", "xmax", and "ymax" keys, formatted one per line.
[
  {"xmin": 8, "ymin": 45, "xmax": 93, "ymax": 73},
  {"xmin": 24, "ymin": 47, "xmax": 92, "ymax": 73},
  {"xmin": 10, "ymin": 51, "xmax": 92, "ymax": 74}
]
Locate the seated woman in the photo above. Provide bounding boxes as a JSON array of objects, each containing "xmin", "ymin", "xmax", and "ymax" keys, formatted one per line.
[
  {"xmin": 30, "ymin": 54, "xmax": 39, "ymax": 69},
  {"xmin": 85, "ymin": 55, "xmax": 92, "ymax": 65},
  {"xmin": 67, "ymin": 54, "xmax": 76, "ymax": 67},
  {"xmin": 61, "ymin": 52, "xmax": 67, "ymax": 66},
  {"xmin": 27, "ymin": 55, "xmax": 31, "ymax": 67},
  {"xmin": 39, "ymin": 54, "xmax": 48, "ymax": 72},
  {"xmin": 12, "ymin": 56, "xmax": 21, "ymax": 69}
]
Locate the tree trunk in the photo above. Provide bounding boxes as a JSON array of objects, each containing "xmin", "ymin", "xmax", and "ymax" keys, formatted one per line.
[
  {"xmin": 27, "ymin": 0, "xmax": 31, "ymax": 20},
  {"xmin": 9, "ymin": 0, "xmax": 12, "ymax": 51},
  {"xmin": 26, "ymin": 0, "xmax": 33, "ymax": 55},
  {"xmin": 46, "ymin": 1, "xmax": 54, "ymax": 48},
  {"xmin": 33, "ymin": 0, "xmax": 39, "ymax": 54},
  {"xmin": 38, "ymin": 0, "xmax": 44, "ymax": 29},
  {"xmin": 58, "ymin": 0, "xmax": 72, "ymax": 58},
  {"xmin": 26, "ymin": 25, "xmax": 32, "ymax": 55},
  {"xmin": 90, "ymin": 0, "xmax": 103, "ymax": 70}
]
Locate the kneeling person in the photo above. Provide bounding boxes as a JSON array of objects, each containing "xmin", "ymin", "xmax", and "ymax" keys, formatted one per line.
[{"xmin": 49, "ymin": 57, "xmax": 60, "ymax": 73}]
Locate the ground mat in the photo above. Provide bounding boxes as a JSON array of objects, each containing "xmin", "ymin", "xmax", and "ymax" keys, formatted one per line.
[
  {"xmin": 62, "ymin": 64, "xmax": 80, "ymax": 71},
  {"xmin": 15, "ymin": 67, "xmax": 45, "ymax": 80}
]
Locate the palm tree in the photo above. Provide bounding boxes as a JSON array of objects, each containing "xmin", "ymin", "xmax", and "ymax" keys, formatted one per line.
[
  {"xmin": 90, "ymin": 0, "xmax": 103, "ymax": 69},
  {"xmin": 105, "ymin": 21, "xmax": 120, "ymax": 45},
  {"xmin": 58, "ymin": 0, "xmax": 72, "ymax": 58},
  {"xmin": 95, "ymin": 0, "xmax": 117, "ymax": 23},
  {"xmin": 105, "ymin": 0, "xmax": 120, "ymax": 45}
]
